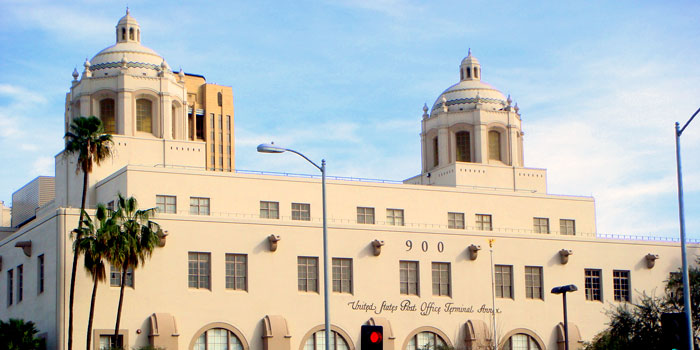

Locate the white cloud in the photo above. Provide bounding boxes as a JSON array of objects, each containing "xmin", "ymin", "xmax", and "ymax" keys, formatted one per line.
[{"xmin": 30, "ymin": 156, "xmax": 54, "ymax": 177}]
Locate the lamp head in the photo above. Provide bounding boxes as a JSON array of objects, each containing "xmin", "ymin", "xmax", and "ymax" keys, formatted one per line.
[
  {"xmin": 551, "ymin": 284, "xmax": 578, "ymax": 294},
  {"xmin": 257, "ymin": 143, "xmax": 286, "ymax": 154}
]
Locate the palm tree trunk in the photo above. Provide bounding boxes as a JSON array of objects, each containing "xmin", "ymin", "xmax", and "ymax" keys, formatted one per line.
[
  {"xmin": 68, "ymin": 170, "xmax": 89, "ymax": 350},
  {"xmin": 86, "ymin": 276, "xmax": 98, "ymax": 350},
  {"xmin": 114, "ymin": 264, "xmax": 127, "ymax": 345}
]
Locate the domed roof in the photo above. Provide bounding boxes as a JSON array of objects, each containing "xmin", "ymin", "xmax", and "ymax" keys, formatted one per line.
[
  {"xmin": 86, "ymin": 10, "xmax": 170, "ymax": 75},
  {"xmin": 117, "ymin": 8, "xmax": 139, "ymax": 26},
  {"xmin": 431, "ymin": 52, "xmax": 507, "ymax": 114},
  {"xmin": 90, "ymin": 42, "xmax": 164, "ymax": 68}
]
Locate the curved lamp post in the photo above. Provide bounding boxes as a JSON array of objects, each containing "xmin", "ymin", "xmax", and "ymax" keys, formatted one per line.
[
  {"xmin": 675, "ymin": 107, "xmax": 699, "ymax": 350},
  {"xmin": 551, "ymin": 284, "xmax": 578, "ymax": 350},
  {"xmin": 257, "ymin": 143, "xmax": 330, "ymax": 350}
]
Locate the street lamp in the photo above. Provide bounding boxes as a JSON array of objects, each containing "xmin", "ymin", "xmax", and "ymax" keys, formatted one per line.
[
  {"xmin": 675, "ymin": 107, "xmax": 699, "ymax": 350},
  {"xmin": 257, "ymin": 143, "xmax": 330, "ymax": 350},
  {"xmin": 551, "ymin": 284, "xmax": 578, "ymax": 350}
]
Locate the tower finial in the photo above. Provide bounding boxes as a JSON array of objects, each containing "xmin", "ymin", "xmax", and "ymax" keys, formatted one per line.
[
  {"xmin": 468, "ymin": 48, "xmax": 471, "ymax": 56},
  {"xmin": 126, "ymin": 6, "xmax": 130, "ymax": 15}
]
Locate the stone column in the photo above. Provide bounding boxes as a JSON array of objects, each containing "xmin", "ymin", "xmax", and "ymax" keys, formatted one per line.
[
  {"xmin": 438, "ymin": 127, "xmax": 449, "ymax": 167},
  {"xmin": 118, "ymin": 91, "xmax": 133, "ymax": 136},
  {"xmin": 161, "ymin": 94, "xmax": 172, "ymax": 139},
  {"xmin": 79, "ymin": 95, "xmax": 91, "ymax": 118},
  {"xmin": 475, "ymin": 123, "xmax": 487, "ymax": 163}
]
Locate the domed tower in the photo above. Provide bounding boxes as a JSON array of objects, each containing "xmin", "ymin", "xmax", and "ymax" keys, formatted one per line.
[
  {"xmin": 406, "ymin": 51, "xmax": 545, "ymax": 192},
  {"xmin": 58, "ymin": 10, "xmax": 235, "ymax": 209},
  {"xmin": 66, "ymin": 8, "xmax": 185, "ymax": 138}
]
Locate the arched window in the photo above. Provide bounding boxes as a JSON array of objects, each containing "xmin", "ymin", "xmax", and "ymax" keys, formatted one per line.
[
  {"xmin": 303, "ymin": 330, "xmax": 349, "ymax": 350},
  {"xmin": 503, "ymin": 334, "xmax": 541, "ymax": 350},
  {"xmin": 466, "ymin": 68, "xmax": 471, "ymax": 79},
  {"xmin": 172, "ymin": 104, "xmax": 178, "ymax": 139},
  {"xmin": 193, "ymin": 328, "xmax": 243, "ymax": 350},
  {"xmin": 121, "ymin": 27, "xmax": 126, "ymax": 40},
  {"xmin": 406, "ymin": 331, "xmax": 446, "ymax": 350},
  {"xmin": 136, "ymin": 98, "xmax": 153, "ymax": 133},
  {"xmin": 217, "ymin": 92, "xmax": 223, "ymax": 106},
  {"xmin": 432, "ymin": 137, "xmax": 439, "ymax": 167},
  {"xmin": 456, "ymin": 131, "xmax": 470, "ymax": 162},
  {"xmin": 474, "ymin": 68, "xmax": 479, "ymax": 79},
  {"xmin": 488, "ymin": 130, "xmax": 501, "ymax": 161},
  {"xmin": 99, "ymin": 98, "xmax": 116, "ymax": 134},
  {"xmin": 129, "ymin": 27, "xmax": 134, "ymax": 40}
]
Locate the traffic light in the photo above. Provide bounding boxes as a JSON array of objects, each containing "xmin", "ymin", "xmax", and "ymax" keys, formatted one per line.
[
  {"xmin": 361, "ymin": 325, "xmax": 383, "ymax": 350},
  {"xmin": 661, "ymin": 312, "xmax": 689, "ymax": 350}
]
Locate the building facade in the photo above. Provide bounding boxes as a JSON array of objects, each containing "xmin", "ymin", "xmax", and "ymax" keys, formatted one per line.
[{"xmin": 0, "ymin": 10, "xmax": 695, "ymax": 350}]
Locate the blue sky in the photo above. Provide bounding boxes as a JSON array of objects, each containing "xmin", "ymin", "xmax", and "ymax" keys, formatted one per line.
[{"xmin": 0, "ymin": 0, "xmax": 698, "ymax": 239}]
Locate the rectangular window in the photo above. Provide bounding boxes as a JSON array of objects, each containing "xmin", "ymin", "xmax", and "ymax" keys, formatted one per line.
[
  {"xmin": 448, "ymin": 212, "xmax": 465, "ymax": 229},
  {"xmin": 156, "ymin": 195, "xmax": 176, "ymax": 214},
  {"xmin": 225, "ymin": 254, "xmax": 247, "ymax": 291},
  {"xmin": 189, "ymin": 197, "xmax": 210, "ymax": 215},
  {"xmin": 476, "ymin": 214, "xmax": 492, "ymax": 231},
  {"xmin": 585, "ymin": 269, "xmax": 602, "ymax": 301},
  {"xmin": 109, "ymin": 265, "xmax": 134, "ymax": 287},
  {"xmin": 292, "ymin": 203, "xmax": 311, "ymax": 221},
  {"xmin": 525, "ymin": 266, "xmax": 543, "ymax": 300},
  {"xmin": 38, "ymin": 254, "xmax": 44, "ymax": 294},
  {"xmin": 17, "ymin": 265, "xmax": 23, "ymax": 302},
  {"xmin": 560, "ymin": 219, "xmax": 576, "ymax": 235},
  {"xmin": 7, "ymin": 269, "xmax": 13, "ymax": 306},
  {"xmin": 533, "ymin": 217, "xmax": 550, "ymax": 234},
  {"xmin": 431, "ymin": 262, "xmax": 451, "ymax": 297},
  {"xmin": 332, "ymin": 258, "xmax": 353, "ymax": 294},
  {"xmin": 357, "ymin": 207, "xmax": 375, "ymax": 224},
  {"xmin": 99, "ymin": 335, "xmax": 124, "ymax": 350},
  {"xmin": 188, "ymin": 252, "xmax": 211, "ymax": 289},
  {"xmin": 400, "ymin": 261, "xmax": 419, "ymax": 296},
  {"xmin": 219, "ymin": 155, "xmax": 223, "ymax": 169},
  {"xmin": 218, "ymin": 114, "xmax": 223, "ymax": 129},
  {"xmin": 298, "ymin": 257, "xmax": 318, "ymax": 292},
  {"xmin": 495, "ymin": 265, "xmax": 513, "ymax": 299},
  {"xmin": 226, "ymin": 115, "xmax": 231, "ymax": 131},
  {"xmin": 386, "ymin": 208, "xmax": 404, "ymax": 226},
  {"xmin": 613, "ymin": 270, "xmax": 630, "ymax": 302},
  {"xmin": 260, "ymin": 201, "xmax": 280, "ymax": 219},
  {"xmin": 211, "ymin": 143, "xmax": 215, "ymax": 153}
]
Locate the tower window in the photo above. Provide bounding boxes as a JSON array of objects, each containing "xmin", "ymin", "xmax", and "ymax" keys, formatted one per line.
[
  {"xmin": 217, "ymin": 92, "xmax": 223, "ymax": 106},
  {"xmin": 121, "ymin": 27, "xmax": 126, "ymax": 40},
  {"xmin": 136, "ymin": 99, "xmax": 153, "ymax": 133},
  {"xmin": 456, "ymin": 131, "xmax": 470, "ymax": 162},
  {"xmin": 433, "ymin": 137, "xmax": 439, "ymax": 167},
  {"xmin": 129, "ymin": 27, "xmax": 134, "ymax": 40},
  {"xmin": 466, "ymin": 68, "xmax": 471, "ymax": 78},
  {"xmin": 99, "ymin": 98, "xmax": 116, "ymax": 134},
  {"xmin": 488, "ymin": 130, "xmax": 501, "ymax": 161},
  {"xmin": 474, "ymin": 68, "xmax": 479, "ymax": 79}
]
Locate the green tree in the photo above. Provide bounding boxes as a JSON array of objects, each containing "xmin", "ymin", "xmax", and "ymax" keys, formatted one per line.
[
  {"xmin": 0, "ymin": 318, "xmax": 46, "ymax": 350},
  {"xmin": 64, "ymin": 116, "xmax": 113, "ymax": 350},
  {"xmin": 585, "ymin": 260, "xmax": 700, "ymax": 349},
  {"xmin": 74, "ymin": 205, "xmax": 115, "ymax": 350},
  {"xmin": 108, "ymin": 194, "xmax": 162, "ymax": 343}
]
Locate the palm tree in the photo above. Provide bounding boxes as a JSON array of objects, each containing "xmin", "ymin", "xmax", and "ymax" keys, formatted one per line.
[
  {"xmin": 108, "ymin": 194, "xmax": 162, "ymax": 343},
  {"xmin": 64, "ymin": 116, "xmax": 113, "ymax": 350},
  {"xmin": 74, "ymin": 205, "xmax": 115, "ymax": 350},
  {"xmin": 0, "ymin": 318, "xmax": 46, "ymax": 350}
]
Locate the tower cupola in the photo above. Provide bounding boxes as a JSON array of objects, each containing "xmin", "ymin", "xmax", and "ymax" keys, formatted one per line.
[
  {"xmin": 116, "ymin": 8, "xmax": 141, "ymax": 44},
  {"xmin": 460, "ymin": 49, "xmax": 481, "ymax": 81}
]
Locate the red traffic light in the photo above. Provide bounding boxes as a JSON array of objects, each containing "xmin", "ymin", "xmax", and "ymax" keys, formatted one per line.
[{"xmin": 370, "ymin": 331, "xmax": 382, "ymax": 343}]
